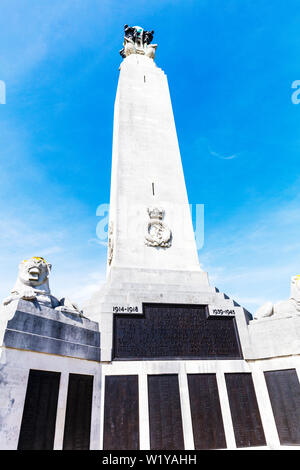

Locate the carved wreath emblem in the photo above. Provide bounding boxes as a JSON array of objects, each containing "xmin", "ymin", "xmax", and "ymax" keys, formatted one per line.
[{"xmin": 145, "ymin": 207, "xmax": 172, "ymax": 248}]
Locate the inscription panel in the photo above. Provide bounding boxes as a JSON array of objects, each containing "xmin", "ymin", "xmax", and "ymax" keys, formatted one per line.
[
  {"xmin": 225, "ymin": 373, "xmax": 266, "ymax": 448},
  {"xmin": 148, "ymin": 374, "xmax": 184, "ymax": 450},
  {"xmin": 103, "ymin": 375, "xmax": 139, "ymax": 450},
  {"xmin": 187, "ymin": 374, "xmax": 226, "ymax": 449},
  {"xmin": 18, "ymin": 370, "xmax": 60, "ymax": 450},
  {"xmin": 114, "ymin": 303, "xmax": 242, "ymax": 360},
  {"xmin": 63, "ymin": 374, "xmax": 94, "ymax": 450},
  {"xmin": 264, "ymin": 369, "xmax": 300, "ymax": 445}
]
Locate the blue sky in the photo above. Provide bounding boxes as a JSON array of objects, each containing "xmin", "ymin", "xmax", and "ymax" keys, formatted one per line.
[{"xmin": 0, "ymin": 0, "xmax": 300, "ymax": 312}]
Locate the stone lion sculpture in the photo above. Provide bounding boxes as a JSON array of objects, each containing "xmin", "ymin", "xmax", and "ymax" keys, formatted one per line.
[
  {"xmin": 254, "ymin": 275, "xmax": 300, "ymax": 320},
  {"xmin": 2, "ymin": 257, "xmax": 82, "ymax": 315}
]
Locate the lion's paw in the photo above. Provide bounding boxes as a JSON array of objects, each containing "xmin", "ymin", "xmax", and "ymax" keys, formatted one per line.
[
  {"xmin": 20, "ymin": 289, "xmax": 37, "ymax": 301},
  {"xmin": 254, "ymin": 301, "xmax": 274, "ymax": 320}
]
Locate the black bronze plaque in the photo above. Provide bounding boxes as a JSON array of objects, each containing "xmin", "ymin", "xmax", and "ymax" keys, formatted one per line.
[
  {"xmin": 264, "ymin": 369, "xmax": 300, "ymax": 445},
  {"xmin": 63, "ymin": 374, "xmax": 94, "ymax": 450},
  {"xmin": 225, "ymin": 373, "xmax": 266, "ymax": 448},
  {"xmin": 18, "ymin": 369, "xmax": 60, "ymax": 450},
  {"xmin": 103, "ymin": 375, "xmax": 139, "ymax": 450},
  {"xmin": 148, "ymin": 374, "xmax": 184, "ymax": 450},
  {"xmin": 187, "ymin": 374, "xmax": 226, "ymax": 449},
  {"xmin": 113, "ymin": 303, "xmax": 242, "ymax": 360}
]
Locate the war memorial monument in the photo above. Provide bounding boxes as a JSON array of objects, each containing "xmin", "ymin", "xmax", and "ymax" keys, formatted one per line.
[{"xmin": 0, "ymin": 25, "xmax": 300, "ymax": 451}]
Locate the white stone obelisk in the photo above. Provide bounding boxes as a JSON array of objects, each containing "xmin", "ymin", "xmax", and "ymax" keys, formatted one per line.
[
  {"xmin": 86, "ymin": 26, "xmax": 216, "ymax": 359},
  {"xmin": 108, "ymin": 52, "xmax": 202, "ymax": 274}
]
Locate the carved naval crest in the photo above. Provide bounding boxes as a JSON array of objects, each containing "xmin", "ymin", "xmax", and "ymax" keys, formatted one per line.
[{"xmin": 145, "ymin": 207, "xmax": 172, "ymax": 248}]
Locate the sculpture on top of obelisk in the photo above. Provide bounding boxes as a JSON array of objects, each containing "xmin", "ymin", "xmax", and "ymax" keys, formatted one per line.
[{"xmin": 119, "ymin": 24, "xmax": 157, "ymax": 59}]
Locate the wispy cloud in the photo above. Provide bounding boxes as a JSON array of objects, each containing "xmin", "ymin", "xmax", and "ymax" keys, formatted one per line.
[
  {"xmin": 208, "ymin": 146, "xmax": 240, "ymax": 160},
  {"xmin": 88, "ymin": 238, "xmax": 108, "ymax": 247},
  {"xmin": 192, "ymin": 137, "xmax": 242, "ymax": 161}
]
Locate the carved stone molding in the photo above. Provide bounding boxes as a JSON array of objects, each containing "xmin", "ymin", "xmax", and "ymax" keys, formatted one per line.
[{"xmin": 108, "ymin": 222, "xmax": 114, "ymax": 265}]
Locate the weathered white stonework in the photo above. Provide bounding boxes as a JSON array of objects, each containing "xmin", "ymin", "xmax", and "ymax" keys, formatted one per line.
[
  {"xmin": 84, "ymin": 27, "xmax": 300, "ymax": 451},
  {"xmin": 0, "ymin": 348, "xmax": 101, "ymax": 450},
  {"xmin": 0, "ymin": 260, "xmax": 101, "ymax": 449}
]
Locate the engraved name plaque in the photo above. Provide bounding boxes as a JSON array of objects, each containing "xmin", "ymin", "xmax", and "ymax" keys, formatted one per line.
[
  {"xmin": 264, "ymin": 369, "xmax": 300, "ymax": 445},
  {"xmin": 113, "ymin": 303, "xmax": 242, "ymax": 360}
]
